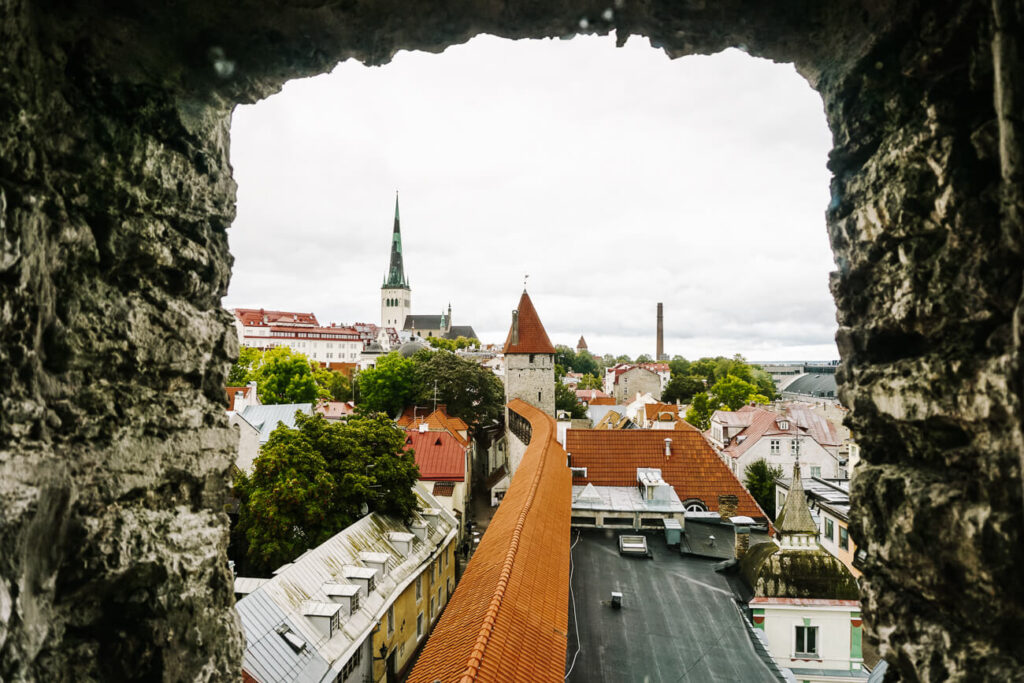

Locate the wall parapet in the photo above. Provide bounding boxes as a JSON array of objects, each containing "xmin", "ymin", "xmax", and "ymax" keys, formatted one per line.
[{"xmin": 409, "ymin": 399, "xmax": 571, "ymax": 683}]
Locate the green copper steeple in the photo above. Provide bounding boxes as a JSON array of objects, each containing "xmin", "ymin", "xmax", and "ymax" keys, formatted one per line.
[{"xmin": 383, "ymin": 192, "xmax": 409, "ymax": 289}]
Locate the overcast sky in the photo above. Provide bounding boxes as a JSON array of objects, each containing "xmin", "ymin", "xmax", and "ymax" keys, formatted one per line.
[{"xmin": 224, "ymin": 35, "xmax": 838, "ymax": 362}]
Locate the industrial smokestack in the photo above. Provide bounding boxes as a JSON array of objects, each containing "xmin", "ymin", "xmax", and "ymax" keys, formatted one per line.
[{"xmin": 656, "ymin": 302, "xmax": 664, "ymax": 361}]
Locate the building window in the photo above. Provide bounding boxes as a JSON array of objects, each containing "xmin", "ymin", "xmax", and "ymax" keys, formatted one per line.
[
  {"xmin": 795, "ymin": 625, "xmax": 819, "ymax": 657},
  {"xmin": 538, "ymin": 391, "xmax": 542, "ymax": 402},
  {"xmin": 430, "ymin": 597, "xmax": 436, "ymax": 620},
  {"xmin": 839, "ymin": 526, "xmax": 849, "ymax": 550},
  {"xmin": 825, "ymin": 518, "xmax": 834, "ymax": 541},
  {"xmin": 330, "ymin": 610, "xmax": 340, "ymax": 635},
  {"xmin": 437, "ymin": 586, "xmax": 442, "ymax": 610},
  {"xmin": 529, "ymin": 354, "xmax": 535, "ymax": 363},
  {"xmin": 791, "ymin": 439, "xmax": 800, "ymax": 455},
  {"xmin": 770, "ymin": 439, "xmax": 780, "ymax": 455},
  {"xmin": 417, "ymin": 612, "xmax": 424, "ymax": 640},
  {"xmin": 810, "ymin": 466, "xmax": 821, "ymax": 477},
  {"xmin": 416, "ymin": 575, "xmax": 422, "ymax": 601},
  {"xmin": 387, "ymin": 604, "xmax": 394, "ymax": 636}
]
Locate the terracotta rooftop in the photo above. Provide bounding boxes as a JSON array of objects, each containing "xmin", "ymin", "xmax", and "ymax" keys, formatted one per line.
[
  {"xmin": 233, "ymin": 308, "xmax": 319, "ymax": 327},
  {"xmin": 433, "ymin": 481, "xmax": 456, "ymax": 497},
  {"xmin": 575, "ymin": 389, "xmax": 610, "ymax": 402},
  {"xmin": 503, "ymin": 290, "xmax": 556, "ymax": 355},
  {"xmin": 587, "ymin": 396, "xmax": 616, "ymax": 406},
  {"xmin": 396, "ymin": 406, "xmax": 470, "ymax": 446},
  {"xmin": 225, "ymin": 386, "xmax": 251, "ymax": 411},
  {"xmin": 409, "ymin": 399, "xmax": 571, "ymax": 683},
  {"xmin": 644, "ymin": 403, "xmax": 680, "ymax": 421},
  {"xmin": 403, "ymin": 430, "xmax": 467, "ymax": 481},
  {"xmin": 565, "ymin": 425, "xmax": 766, "ymax": 519}
]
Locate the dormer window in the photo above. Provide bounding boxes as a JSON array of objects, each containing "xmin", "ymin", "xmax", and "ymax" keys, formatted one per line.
[{"xmin": 778, "ymin": 419, "xmax": 789, "ymax": 430}]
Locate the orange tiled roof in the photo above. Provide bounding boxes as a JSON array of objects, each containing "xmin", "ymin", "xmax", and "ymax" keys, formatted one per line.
[
  {"xmin": 396, "ymin": 406, "xmax": 470, "ymax": 446},
  {"xmin": 565, "ymin": 424, "xmax": 767, "ymax": 519},
  {"xmin": 644, "ymin": 403, "xmax": 680, "ymax": 421},
  {"xmin": 433, "ymin": 481, "xmax": 456, "ymax": 497},
  {"xmin": 588, "ymin": 396, "xmax": 616, "ymax": 406},
  {"xmin": 233, "ymin": 308, "xmax": 319, "ymax": 327},
  {"xmin": 225, "ymin": 386, "xmax": 251, "ymax": 411},
  {"xmin": 503, "ymin": 290, "xmax": 556, "ymax": 355},
  {"xmin": 408, "ymin": 399, "xmax": 571, "ymax": 683}
]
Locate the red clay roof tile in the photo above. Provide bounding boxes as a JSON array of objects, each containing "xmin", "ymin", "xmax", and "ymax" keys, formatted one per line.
[
  {"xmin": 565, "ymin": 426, "xmax": 767, "ymax": 519},
  {"xmin": 404, "ymin": 429, "xmax": 467, "ymax": 481},
  {"xmin": 503, "ymin": 291, "xmax": 556, "ymax": 355},
  {"xmin": 408, "ymin": 400, "xmax": 570, "ymax": 683}
]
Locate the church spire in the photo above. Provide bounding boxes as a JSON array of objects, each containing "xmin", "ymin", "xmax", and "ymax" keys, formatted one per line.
[{"xmin": 384, "ymin": 192, "xmax": 409, "ymax": 289}]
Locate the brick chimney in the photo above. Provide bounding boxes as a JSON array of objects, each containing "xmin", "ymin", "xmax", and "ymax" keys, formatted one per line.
[
  {"xmin": 735, "ymin": 526, "xmax": 751, "ymax": 559},
  {"xmin": 718, "ymin": 494, "xmax": 739, "ymax": 520}
]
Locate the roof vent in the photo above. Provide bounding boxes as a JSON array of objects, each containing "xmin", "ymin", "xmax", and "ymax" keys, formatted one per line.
[
  {"xmin": 610, "ymin": 591, "xmax": 623, "ymax": 609},
  {"xmin": 411, "ymin": 520, "xmax": 428, "ymax": 541},
  {"xmin": 664, "ymin": 438, "xmax": 672, "ymax": 457},
  {"xmin": 389, "ymin": 531, "xmax": 415, "ymax": 556},
  {"xmin": 419, "ymin": 422, "xmax": 429, "ymax": 433}
]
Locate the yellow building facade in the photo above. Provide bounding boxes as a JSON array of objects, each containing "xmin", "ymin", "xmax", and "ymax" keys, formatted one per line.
[{"xmin": 372, "ymin": 536, "xmax": 457, "ymax": 682}]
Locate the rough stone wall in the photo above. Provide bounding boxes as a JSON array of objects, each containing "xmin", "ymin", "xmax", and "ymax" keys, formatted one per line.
[
  {"xmin": 826, "ymin": 1, "xmax": 1024, "ymax": 678},
  {"xmin": 1, "ymin": 0, "xmax": 1022, "ymax": 680},
  {"xmin": 0, "ymin": 0, "xmax": 243, "ymax": 679},
  {"xmin": 504, "ymin": 352, "xmax": 556, "ymax": 418}
]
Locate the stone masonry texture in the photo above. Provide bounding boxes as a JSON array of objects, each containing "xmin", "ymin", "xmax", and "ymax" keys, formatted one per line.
[{"xmin": 0, "ymin": 1, "xmax": 1021, "ymax": 681}]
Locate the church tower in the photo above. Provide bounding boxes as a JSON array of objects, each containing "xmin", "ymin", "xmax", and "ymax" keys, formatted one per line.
[
  {"xmin": 503, "ymin": 290, "xmax": 556, "ymax": 417},
  {"xmin": 381, "ymin": 193, "xmax": 412, "ymax": 329}
]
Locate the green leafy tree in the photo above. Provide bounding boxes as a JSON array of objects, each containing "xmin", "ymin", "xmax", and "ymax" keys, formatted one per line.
[
  {"xmin": 636, "ymin": 353, "xmax": 653, "ymax": 363},
  {"xmin": 234, "ymin": 412, "xmax": 419, "ymax": 574},
  {"xmin": 668, "ymin": 356, "xmax": 691, "ymax": 377},
  {"xmin": 688, "ymin": 357, "xmax": 720, "ymax": 384},
  {"xmin": 555, "ymin": 380, "xmax": 587, "ymax": 419},
  {"xmin": 554, "ymin": 345, "xmax": 576, "ymax": 371},
  {"xmin": 710, "ymin": 374, "xmax": 769, "ymax": 411},
  {"xmin": 234, "ymin": 428, "xmax": 340, "ymax": 572},
  {"xmin": 427, "ymin": 336, "xmax": 458, "ymax": 351},
  {"xmin": 573, "ymin": 350, "xmax": 601, "ymax": 376},
  {"xmin": 602, "ymin": 354, "xmax": 617, "ymax": 366},
  {"xmin": 323, "ymin": 371, "xmax": 352, "ymax": 402},
  {"xmin": 578, "ymin": 374, "xmax": 603, "ymax": 390},
  {"xmin": 662, "ymin": 375, "xmax": 705, "ymax": 404},
  {"xmin": 710, "ymin": 374, "xmax": 759, "ymax": 410},
  {"xmin": 228, "ymin": 347, "xmax": 262, "ymax": 385},
  {"xmin": 248, "ymin": 348, "xmax": 321, "ymax": 404},
  {"xmin": 413, "ymin": 350, "xmax": 505, "ymax": 434},
  {"xmin": 356, "ymin": 352, "xmax": 418, "ymax": 416},
  {"xmin": 615, "ymin": 354, "xmax": 631, "ymax": 364},
  {"xmin": 685, "ymin": 393, "xmax": 716, "ymax": 431},
  {"xmin": 744, "ymin": 458, "xmax": 784, "ymax": 519}
]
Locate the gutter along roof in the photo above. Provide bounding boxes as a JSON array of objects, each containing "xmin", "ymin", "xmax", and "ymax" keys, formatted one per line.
[{"xmin": 408, "ymin": 399, "xmax": 571, "ymax": 682}]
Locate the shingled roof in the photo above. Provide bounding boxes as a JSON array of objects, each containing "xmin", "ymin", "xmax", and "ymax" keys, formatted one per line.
[
  {"xmin": 408, "ymin": 400, "xmax": 571, "ymax": 683},
  {"xmin": 565, "ymin": 424, "xmax": 767, "ymax": 519},
  {"xmin": 503, "ymin": 290, "xmax": 556, "ymax": 355}
]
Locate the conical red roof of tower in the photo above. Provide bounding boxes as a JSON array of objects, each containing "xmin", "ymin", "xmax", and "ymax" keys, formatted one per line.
[{"xmin": 503, "ymin": 290, "xmax": 556, "ymax": 354}]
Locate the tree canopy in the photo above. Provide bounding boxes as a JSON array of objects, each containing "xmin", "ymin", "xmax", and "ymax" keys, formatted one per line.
[
  {"xmin": 355, "ymin": 352, "xmax": 418, "ymax": 417},
  {"xmin": 426, "ymin": 336, "xmax": 479, "ymax": 351},
  {"xmin": 227, "ymin": 347, "xmax": 354, "ymax": 405},
  {"xmin": 554, "ymin": 345, "xmax": 602, "ymax": 376},
  {"xmin": 354, "ymin": 349, "xmax": 504, "ymax": 437},
  {"xmin": 555, "ymin": 380, "xmax": 587, "ymax": 419},
  {"xmin": 662, "ymin": 375, "xmax": 705, "ymax": 404},
  {"xmin": 233, "ymin": 412, "xmax": 419, "ymax": 574},
  {"xmin": 684, "ymin": 393, "xmax": 715, "ymax": 431},
  {"xmin": 411, "ymin": 349, "xmax": 505, "ymax": 432},
  {"xmin": 743, "ymin": 458, "xmax": 784, "ymax": 519}
]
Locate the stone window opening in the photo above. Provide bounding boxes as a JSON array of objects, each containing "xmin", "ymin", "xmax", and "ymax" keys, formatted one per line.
[{"xmin": 3, "ymin": 6, "xmax": 1021, "ymax": 682}]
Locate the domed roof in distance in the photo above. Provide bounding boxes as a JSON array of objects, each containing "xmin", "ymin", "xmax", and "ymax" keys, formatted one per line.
[
  {"xmin": 739, "ymin": 543, "xmax": 860, "ymax": 601},
  {"xmin": 398, "ymin": 338, "xmax": 430, "ymax": 358}
]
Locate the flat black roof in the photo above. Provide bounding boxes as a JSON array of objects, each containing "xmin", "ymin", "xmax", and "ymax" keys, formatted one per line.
[{"xmin": 566, "ymin": 529, "xmax": 779, "ymax": 683}]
